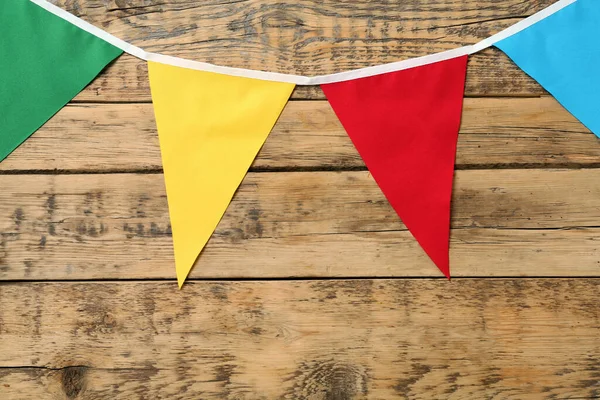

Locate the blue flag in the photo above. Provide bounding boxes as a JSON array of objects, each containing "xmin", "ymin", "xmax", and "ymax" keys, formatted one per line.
[{"xmin": 495, "ymin": 0, "xmax": 600, "ymax": 137}]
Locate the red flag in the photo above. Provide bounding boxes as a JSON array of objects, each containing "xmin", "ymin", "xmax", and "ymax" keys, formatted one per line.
[{"xmin": 321, "ymin": 56, "xmax": 468, "ymax": 278}]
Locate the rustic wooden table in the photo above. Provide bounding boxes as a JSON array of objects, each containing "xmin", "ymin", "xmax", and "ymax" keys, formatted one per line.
[{"xmin": 1, "ymin": 0, "xmax": 599, "ymax": 398}]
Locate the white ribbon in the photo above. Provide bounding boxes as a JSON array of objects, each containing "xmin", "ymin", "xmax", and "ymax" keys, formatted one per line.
[{"xmin": 29, "ymin": 0, "xmax": 576, "ymax": 84}]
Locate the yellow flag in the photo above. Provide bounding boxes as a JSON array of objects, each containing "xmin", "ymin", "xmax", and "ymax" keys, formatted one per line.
[{"xmin": 148, "ymin": 62, "xmax": 295, "ymax": 287}]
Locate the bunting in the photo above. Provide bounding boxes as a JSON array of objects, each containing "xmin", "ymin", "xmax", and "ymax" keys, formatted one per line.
[
  {"xmin": 0, "ymin": 0, "xmax": 122, "ymax": 161},
  {"xmin": 495, "ymin": 0, "xmax": 600, "ymax": 137},
  {"xmin": 321, "ymin": 56, "xmax": 469, "ymax": 278},
  {"xmin": 2, "ymin": 0, "xmax": 599, "ymax": 286},
  {"xmin": 148, "ymin": 62, "xmax": 294, "ymax": 287}
]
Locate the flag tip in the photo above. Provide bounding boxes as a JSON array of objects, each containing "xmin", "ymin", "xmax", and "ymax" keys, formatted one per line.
[
  {"xmin": 176, "ymin": 269, "xmax": 188, "ymax": 289},
  {"xmin": 176, "ymin": 257, "xmax": 197, "ymax": 289},
  {"xmin": 438, "ymin": 263, "xmax": 451, "ymax": 280}
]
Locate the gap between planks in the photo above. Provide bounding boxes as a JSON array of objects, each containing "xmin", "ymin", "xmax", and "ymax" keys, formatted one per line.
[{"xmin": 2, "ymin": 276, "xmax": 600, "ymax": 284}]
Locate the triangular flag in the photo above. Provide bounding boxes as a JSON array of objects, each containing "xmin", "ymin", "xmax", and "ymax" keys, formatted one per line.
[
  {"xmin": 495, "ymin": 0, "xmax": 600, "ymax": 137},
  {"xmin": 148, "ymin": 62, "xmax": 294, "ymax": 287},
  {"xmin": 0, "ymin": 0, "xmax": 122, "ymax": 161},
  {"xmin": 321, "ymin": 56, "xmax": 468, "ymax": 278}
]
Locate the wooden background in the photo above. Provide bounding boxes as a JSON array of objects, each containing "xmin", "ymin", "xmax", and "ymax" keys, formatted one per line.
[{"xmin": 1, "ymin": 0, "xmax": 599, "ymax": 398}]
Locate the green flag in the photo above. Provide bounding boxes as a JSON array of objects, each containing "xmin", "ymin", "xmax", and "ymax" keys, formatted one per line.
[{"xmin": 0, "ymin": 0, "xmax": 123, "ymax": 161}]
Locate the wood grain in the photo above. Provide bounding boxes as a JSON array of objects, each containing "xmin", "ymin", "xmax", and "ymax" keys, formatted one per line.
[
  {"xmin": 3, "ymin": 1, "xmax": 600, "ymax": 398},
  {"xmin": 1, "ymin": 170, "xmax": 599, "ymax": 280},
  {"xmin": 0, "ymin": 280, "xmax": 598, "ymax": 399},
  {"xmin": 2, "ymin": 97, "xmax": 595, "ymax": 172},
  {"xmin": 65, "ymin": 0, "xmax": 555, "ymax": 63},
  {"xmin": 55, "ymin": 0, "xmax": 558, "ymax": 101}
]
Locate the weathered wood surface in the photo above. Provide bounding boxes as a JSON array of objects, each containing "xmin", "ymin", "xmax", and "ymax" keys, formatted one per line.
[
  {"xmin": 1, "ymin": 169, "xmax": 599, "ymax": 280},
  {"xmin": 3, "ymin": 0, "xmax": 600, "ymax": 398},
  {"xmin": 58, "ymin": 0, "xmax": 560, "ymax": 101},
  {"xmin": 2, "ymin": 97, "xmax": 596, "ymax": 172},
  {"xmin": 0, "ymin": 280, "xmax": 599, "ymax": 399}
]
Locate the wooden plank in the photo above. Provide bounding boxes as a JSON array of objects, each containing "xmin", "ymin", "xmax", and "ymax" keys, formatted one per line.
[
  {"xmin": 2, "ymin": 98, "xmax": 595, "ymax": 172},
  {"xmin": 1, "ymin": 170, "xmax": 599, "ymax": 280},
  {"xmin": 0, "ymin": 280, "xmax": 598, "ymax": 399},
  {"xmin": 53, "ymin": 0, "xmax": 558, "ymax": 101}
]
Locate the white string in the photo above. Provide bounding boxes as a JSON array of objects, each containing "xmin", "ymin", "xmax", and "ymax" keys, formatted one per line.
[{"xmin": 28, "ymin": 0, "xmax": 577, "ymax": 85}]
